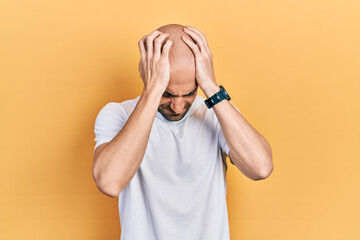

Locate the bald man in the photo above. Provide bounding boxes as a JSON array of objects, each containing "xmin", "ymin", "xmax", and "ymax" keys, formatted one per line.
[{"xmin": 93, "ymin": 24, "xmax": 273, "ymax": 240}]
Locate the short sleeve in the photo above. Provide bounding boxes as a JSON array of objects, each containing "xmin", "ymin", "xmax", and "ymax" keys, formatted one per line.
[
  {"xmin": 93, "ymin": 102, "xmax": 129, "ymax": 153},
  {"xmin": 218, "ymin": 101, "xmax": 242, "ymax": 163}
]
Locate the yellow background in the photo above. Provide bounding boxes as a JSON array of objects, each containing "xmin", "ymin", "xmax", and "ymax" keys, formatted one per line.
[{"xmin": 1, "ymin": 0, "xmax": 359, "ymax": 239}]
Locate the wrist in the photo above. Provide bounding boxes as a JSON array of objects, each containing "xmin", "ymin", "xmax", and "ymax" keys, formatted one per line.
[
  {"xmin": 202, "ymin": 83, "xmax": 220, "ymax": 99},
  {"xmin": 141, "ymin": 87, "xmax": 163, "ymax": 100}
]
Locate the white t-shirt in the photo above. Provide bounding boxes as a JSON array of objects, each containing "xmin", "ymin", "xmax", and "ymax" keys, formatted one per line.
[{"xmin": 94, "ymin": 95, "xmax": 240, "ymax": 240}]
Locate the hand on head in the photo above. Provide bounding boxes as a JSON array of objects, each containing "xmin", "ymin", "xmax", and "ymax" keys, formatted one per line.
[{"xmin": 138, "ymin": 24, "xmax": 196, "ymax": 96}]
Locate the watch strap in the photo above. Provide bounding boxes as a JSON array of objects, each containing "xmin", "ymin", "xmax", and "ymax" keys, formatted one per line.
[{"xmin": 204, "ymin": 85, "xmax": 231, "ymax": 109}]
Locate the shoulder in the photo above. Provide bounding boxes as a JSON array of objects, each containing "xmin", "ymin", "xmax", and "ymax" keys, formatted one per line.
[{"xmin": 100, "ymin": 96, "xmax": 140, "ymax": 117}]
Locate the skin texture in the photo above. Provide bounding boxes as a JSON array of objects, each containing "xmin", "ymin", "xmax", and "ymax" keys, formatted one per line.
[
  {"xmin": 92, "ymin": 24, "xmax": 274, "ymax": 198},
  {"xmin": 155, "ymin": 24, "xmax": 199, "ymax": 121}
]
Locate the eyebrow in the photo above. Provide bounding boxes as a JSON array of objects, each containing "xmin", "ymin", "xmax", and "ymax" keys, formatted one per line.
[{"xmin": 163, "ymin": 86, "xmax": 198, "ymax": 97}]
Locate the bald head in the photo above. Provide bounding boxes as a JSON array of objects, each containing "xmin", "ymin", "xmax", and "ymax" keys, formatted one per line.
[{"xmin": 157, "ymin": 24, "xmax": 196, "ymax": 86}]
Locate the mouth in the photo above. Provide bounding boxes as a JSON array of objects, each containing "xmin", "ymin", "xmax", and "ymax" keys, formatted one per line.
[{"xmin": 164, "ymin": 109, "xmax": 181, "ymax": 115}]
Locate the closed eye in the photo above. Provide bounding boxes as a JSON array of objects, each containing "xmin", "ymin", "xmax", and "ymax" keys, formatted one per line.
[{"xmin": 162, "ymin": 94, "xmax": 194, "ymax": 98}]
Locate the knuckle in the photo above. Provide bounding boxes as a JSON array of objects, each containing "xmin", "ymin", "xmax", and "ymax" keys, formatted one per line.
[
  {"xmin": 146, "ymin": 37, "xmax": 154, "ymax": 45},
  {"xmin": 160, "ymin": 57, "xmax": 167, "ymax": 63},
  {"xmin": 149, "ymin": 30, "xmax": 159, "ymax": 38},
  {"xmin": 155, "ymin": 37, "xmax": 163, "ymax": 43},
  {"xmin": 153, "ymin": 55, "xmax": 160, "ymax": 61},
  {"xmin": 138, "ymin": 36, "xmax": 146, "ymax": 43},
  {"xmin": 155, "ymin": 33, "xmax": 167, "ymax": 42}
]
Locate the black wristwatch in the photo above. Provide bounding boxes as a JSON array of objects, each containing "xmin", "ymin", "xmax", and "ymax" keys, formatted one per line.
[{"xmin": 204, "ymin": 85, "xmax": 231, "ymax": 109}]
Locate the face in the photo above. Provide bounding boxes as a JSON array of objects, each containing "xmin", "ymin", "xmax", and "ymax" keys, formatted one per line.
[
  {"xmin": 155, "ymin": 24, "xmax": 198, "ymax": 121},
  {"xmin": 158, "ymin": 82, "xmax": 198, "ymax": 122}
]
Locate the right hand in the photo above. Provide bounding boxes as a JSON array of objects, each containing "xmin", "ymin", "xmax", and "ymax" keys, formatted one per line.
[{"xmin": 138, "ymin": 30, "xmax": 173, "ymax": 95}]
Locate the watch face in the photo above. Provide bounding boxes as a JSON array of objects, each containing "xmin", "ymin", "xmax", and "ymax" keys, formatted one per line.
[
  {"xmin": 220, "ymin": 86, "xmax": 228, "ymax": 97},
  {"xmin": 220, "ymin": 85, "xmax": 230, "ymax": 100}
]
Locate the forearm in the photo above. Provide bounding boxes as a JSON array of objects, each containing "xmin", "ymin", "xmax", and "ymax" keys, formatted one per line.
[
  {"xmin": 94, "ymin": 90, "xmax": 162, "ymax": 196},
  {"xmin": 203, "ymin": 84, "xmax": 273, "ymax": 180}
]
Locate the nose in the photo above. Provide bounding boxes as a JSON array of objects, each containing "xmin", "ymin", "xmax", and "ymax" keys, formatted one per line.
[{"xmin": 169, "ymin": 97, "xmax": 186, "ymax": 114}]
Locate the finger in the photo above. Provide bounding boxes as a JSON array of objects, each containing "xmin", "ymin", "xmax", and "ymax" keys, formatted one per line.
[
  {"xmin": 138, "ymin": 35, "xmax": 147, "ymax": 64},
  {"xmin": 139, "ymin": 61, "xmax": 145, "ymax": 80},
  {"xmin": 138, "ymin": 60, "xmax": 142, "ymax": 73},
  {"xmin": 183, "ymin": 27, "xmax": 207, "ymax": 54},
  {"xmin": 154, "ymin": 33, "xmax": 169, "ymax": 59},
  {"xmin": 161, "ymin": 39, "xmax": 173, "ymax": 59},
  {"xmin": 146, "ymin": 30, "xmax": 162, "ymax": 60},
  {"xmin": 181, "ymin": 35, "xmax": 201, "ymax": 56},
  {"xmin": 138, "ymin": 61, "xmax": 142, "ymax": 77},
  {"xmin": 185, "ymin": 26, "xmax": 211, "ymax": 53}
]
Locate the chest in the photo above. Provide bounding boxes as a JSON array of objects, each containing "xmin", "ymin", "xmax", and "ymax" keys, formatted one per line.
[{"xmin": 141, "ymin": 118, "xmax": 220, "ymax": 177}]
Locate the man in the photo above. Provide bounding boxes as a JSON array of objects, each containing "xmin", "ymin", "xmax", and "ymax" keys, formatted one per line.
[{"xmin": 93, "ymin": 23, "xmax": 273, "ymax": 240}]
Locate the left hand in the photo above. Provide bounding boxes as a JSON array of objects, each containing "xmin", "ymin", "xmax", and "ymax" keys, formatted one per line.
[{"xmin": 181, "ymin": 26, "xmax": 218, "ymax": 92}]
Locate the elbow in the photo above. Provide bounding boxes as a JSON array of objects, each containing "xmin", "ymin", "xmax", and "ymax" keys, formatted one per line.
[
  {"xmin": 95, "ymin": 179, "xmax": 123, "ymax": 198},
  {"xmin": 252, "ymin": 158, "xmax": 274, "ymax": 181},
  {"xmin": 92, "ymin": 168, "xmax": 123, "ymax": 198},
  {"xmin": 253, "ymin": 146, "xmax": 273, "ymax": 180}
]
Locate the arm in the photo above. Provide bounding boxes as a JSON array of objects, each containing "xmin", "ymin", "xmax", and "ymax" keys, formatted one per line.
[
  {"xmin": 93, "ymin": 91, "xmax": 162, "ymax": 197},
  {"xmin": 204, "ymin": 84, "xmax": 274, "ymax": 181},
  {"xmin": 92, "ymin": 29, "xmax": 173, "ymax": 197},
  {"xmin": 181, "ymin": 26, "xmax": 273, "ymax": 181}
]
